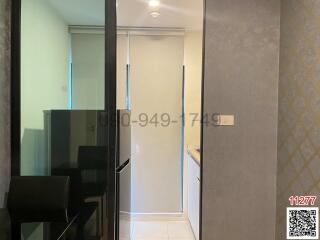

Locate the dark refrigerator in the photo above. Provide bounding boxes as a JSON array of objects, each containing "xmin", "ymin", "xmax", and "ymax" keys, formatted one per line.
[{"xmin": 116, "ymin": 110, "xmax": 132, "ymax": 240}]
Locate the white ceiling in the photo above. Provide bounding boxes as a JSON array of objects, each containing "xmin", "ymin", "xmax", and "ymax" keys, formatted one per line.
[{"xmin": 47, "ymin": 0, "xmax": 203, "ymax": 30}]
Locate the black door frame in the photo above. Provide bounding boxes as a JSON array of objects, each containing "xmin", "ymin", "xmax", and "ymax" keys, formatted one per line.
[
  {"xmin": 200, "ymin": 1, "xmax": 206, "ymax": 240},
  {"xmin": 10, "ymin": 0, "xmax": 21, "ymax": 178},
  {"xmin": 105, "ymin": 0, "xmax": 117, "ymax": 239},
  {"xmin": 10, "ymin": 0, "xmax": 117, "ymax": 238}
]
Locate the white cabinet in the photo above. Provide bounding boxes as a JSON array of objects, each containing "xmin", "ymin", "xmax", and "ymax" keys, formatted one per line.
[{"xmin": 187, "ymin": 153, "xmax": 200, "ymax": 240}]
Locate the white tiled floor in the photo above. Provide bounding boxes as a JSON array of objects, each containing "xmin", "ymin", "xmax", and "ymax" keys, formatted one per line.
[{"xmin": 130, "ymin": 220, "xmax": 195, "ymax": 240}]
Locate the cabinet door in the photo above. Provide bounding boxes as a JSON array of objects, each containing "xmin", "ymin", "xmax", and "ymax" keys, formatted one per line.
[
  {"xmin": 187, "ymin": 154, "xmax": 195, "ymax": 230},
  {"xmin": 188, "ymin": 154, "xmax": 200, "ymax": 240},
  {"xmin": 194, "ymin": 174, "xmax": 200, "ymax": 240}
]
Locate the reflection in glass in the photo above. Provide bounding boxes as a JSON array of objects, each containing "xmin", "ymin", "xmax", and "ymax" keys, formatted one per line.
[
  {"xmin": 21, "ymin": 0, "xmax": 106, "ymax": 238},
  {"xmin": 70, "ymin": 27, "xmax": 105, "ymax": 110}
]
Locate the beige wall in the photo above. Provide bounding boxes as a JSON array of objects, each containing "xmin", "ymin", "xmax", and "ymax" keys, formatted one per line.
[
  {"xmin": 0, "ymin": 0, "xmax": 10, "ymax": 206},
  {"xmin": 184, "ymin": 31, "xmax": 202, "ymax": 148},
  {"xmin": 21, "ymin": 0, "xmax": 70, "ymax": 175},
  {"xmin": 21, "ymin": 0, "xmax": 70, "ymax": 130},
  {"xmin": 183, "ymin": 31, "xmax": 203, "ymax": 212},
  {"xmin": 202, "ymin": 0, "xmax": 280, "ymax": 239},
  {"xmin": 276, "ymin": 1, "xmax": 320, "ymax": 239}
]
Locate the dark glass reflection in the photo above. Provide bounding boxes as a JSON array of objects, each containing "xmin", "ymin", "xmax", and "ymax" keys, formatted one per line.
[{"xmin": 47, "ymin": 110, "xmax": 108, "ymax": 238}]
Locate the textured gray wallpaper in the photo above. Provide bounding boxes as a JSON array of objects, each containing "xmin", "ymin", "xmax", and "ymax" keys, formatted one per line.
[
  {"xmin": 202, "ymin": 0, "xmax": 280, "ymax": 239},
  {"xmin": 276, "ymin": 1, "xmax": 320, "ymax": 239},
  {"xmin": 0, "ymin": 0, "xmax": 10, "ymax": 206}
]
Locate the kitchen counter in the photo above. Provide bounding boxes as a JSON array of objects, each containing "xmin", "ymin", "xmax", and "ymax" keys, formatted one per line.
[
  {"xmin": 188, "ymin": 146, "xmax": 201, "ymax": 166},
  {"xmin": 187, "ymin": 146, "xmax": 201, "ymax": 240}
]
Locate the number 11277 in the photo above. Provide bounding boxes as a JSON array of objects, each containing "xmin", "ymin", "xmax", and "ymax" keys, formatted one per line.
[{"xmin": 289, "ymin": 196, "xmax": 317, "ymax": 206}]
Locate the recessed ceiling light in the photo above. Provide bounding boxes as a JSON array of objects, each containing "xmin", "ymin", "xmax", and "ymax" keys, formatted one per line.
[
  {"xmin": 150, "ymin": 11, "xmax": 161, "ymax": 18},
  {"xmin": 149, "ymin": 0, "xmax": 160, "ymax": 7}
]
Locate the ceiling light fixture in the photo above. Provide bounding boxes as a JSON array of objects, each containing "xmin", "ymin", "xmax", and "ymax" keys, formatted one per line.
[
  {"xmin": 150, "ymin": 11, "xmax": 161, "ymax": 18},
  {"xmin": 149, "ymin": 0, "xmax": 160, "ymax": 7}
]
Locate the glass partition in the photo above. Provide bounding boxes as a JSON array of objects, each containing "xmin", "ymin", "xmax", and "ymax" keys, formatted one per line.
[{"xmin": 20, "ymin": 0, "xmax": 107, "ymax": 238}]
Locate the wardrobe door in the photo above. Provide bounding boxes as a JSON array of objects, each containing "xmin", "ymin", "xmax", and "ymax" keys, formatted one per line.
[{"xmin": 130, "ymin": 34, "xmax": 184, "ymax": 213}]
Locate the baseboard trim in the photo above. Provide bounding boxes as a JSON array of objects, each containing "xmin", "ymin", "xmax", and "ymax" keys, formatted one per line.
[{"xmin": 130, "ymin": 212, "xmax": 188, "ymax": 221}]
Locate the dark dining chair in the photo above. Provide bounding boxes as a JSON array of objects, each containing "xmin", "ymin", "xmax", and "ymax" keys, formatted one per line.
[
  {"xmin": 7, "ymin": 176, "xmax": 70, "ymax": 223},
  {"xmin": 52, "ymin": 167, "xmax": 100, "ymax": 238},
  {"xmin": 7, "ymin": 176, "xmax": 70, "ymax": 239},
  {"xmin": 0, "ymin": 209, "xmax": 10, "ymax": 240},
  {"xmin": 78, "ymin": 145, "xmax": 107, "ymax": 236}
]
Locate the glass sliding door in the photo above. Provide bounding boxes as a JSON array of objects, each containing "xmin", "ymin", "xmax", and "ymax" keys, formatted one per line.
[
  {"xmin": 19, "ymin": 0, "xmax": 110, "ymax": 239},
  {"xmin": 20, "ymin": 0, "xmax": 106, "ymax": 175}
]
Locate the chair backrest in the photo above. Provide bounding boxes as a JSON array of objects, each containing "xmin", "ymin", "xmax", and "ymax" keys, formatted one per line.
[
  {"xmin": 0, "ymin": 209, "xmax": 10, "ymax": 240},
  {"xmin": 7, "ymin": 176, "xmax": 69, "ymax": 223},
  {"xmin": 52, "ymin": 168, "xmax": 83, "ymax": 215},
  {"xmin": 78, "ymin": 146, "xmax": 107, "ymax": 170}
]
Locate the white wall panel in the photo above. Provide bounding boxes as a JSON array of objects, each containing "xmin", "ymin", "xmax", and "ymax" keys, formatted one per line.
[{"xmin": 130, "ymin": 35, "xmax": 184, "ymax": 213}]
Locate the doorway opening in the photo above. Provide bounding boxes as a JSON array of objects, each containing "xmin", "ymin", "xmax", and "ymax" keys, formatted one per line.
[{"xmin": 116, "ymin": 1, "xmax": 204, "ymax": 239}]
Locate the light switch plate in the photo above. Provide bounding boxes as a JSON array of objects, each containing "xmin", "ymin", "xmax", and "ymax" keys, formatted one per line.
[
  {"xmin": 220, "ymin": 115, "xmax": 235, "ymax": 126},
  {"xmin": 213, "ymin": 114, "xmax": 235, "ymax": 126}
]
